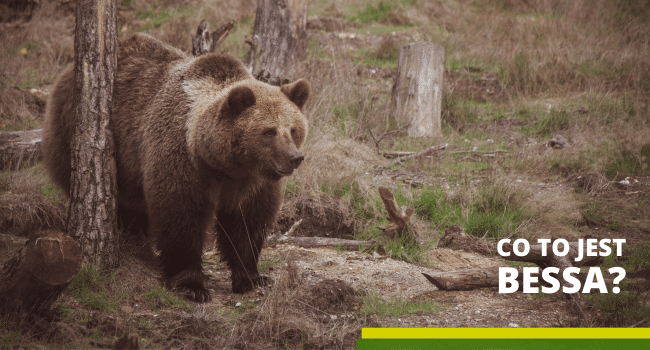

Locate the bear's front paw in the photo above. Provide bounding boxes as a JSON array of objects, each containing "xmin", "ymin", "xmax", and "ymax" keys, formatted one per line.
[
  {"xmin": 190, "ymin": 287, "xmax": 212, "ymax": 303},
  {"xmin": 167, "ymin": 270, "xmax": 212, "ymax": 302},
  {"xmin": 232, "ymin": 274, "xmax": 271, "ymax": 294}
]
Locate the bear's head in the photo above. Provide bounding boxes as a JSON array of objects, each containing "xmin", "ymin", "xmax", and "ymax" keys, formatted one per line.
[{"xmin": 190, "ymin": 78, "xmax": 310, "ymax": 180}]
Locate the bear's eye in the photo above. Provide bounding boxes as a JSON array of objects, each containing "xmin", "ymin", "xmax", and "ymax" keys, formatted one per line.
[{"xmin": 263, "ymin": 128, "xmax": 277, "ymax": 137}]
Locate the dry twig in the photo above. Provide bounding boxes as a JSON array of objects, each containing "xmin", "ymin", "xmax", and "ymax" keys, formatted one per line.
[{"xmin": 392, "ymin": 143, "xmax": 447, "ymax": 165}]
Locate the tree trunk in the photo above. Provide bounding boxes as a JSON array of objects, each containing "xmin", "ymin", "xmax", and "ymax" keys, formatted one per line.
[
  {"xmin": 0, "ymin": 129, "xmax": 42, "ymax": 171},
  {"xmin": 69, "ymin": 0, "xmax": 119, "ymax": 268},
  {"xmin": 390, "ymin": 42, "xmax": 445, "ymax": 138},
  {"xmin": 0, "ymin": 230, "xmax": 82, "ymax": 315},
  {"xmin": 247, "ymin": 0, "xmax": 308, "ymax": 85}
]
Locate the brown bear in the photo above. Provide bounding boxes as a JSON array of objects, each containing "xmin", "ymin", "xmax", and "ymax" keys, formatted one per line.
[{"xmin": 42, "ymin": 33, "xmax": 310, "ymax": 302}]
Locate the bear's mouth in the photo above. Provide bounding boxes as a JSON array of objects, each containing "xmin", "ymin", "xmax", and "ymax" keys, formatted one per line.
[
  {"xmin": 273, "ymin": 163, "xmax": 294, "ymax": 176},
  {"xmin": 275, "ymin": 168, "xmax": 294, "ymax": 176}
]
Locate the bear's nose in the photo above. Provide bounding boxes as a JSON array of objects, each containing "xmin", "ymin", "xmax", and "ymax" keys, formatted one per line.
[{"xmin": 289, "ymin": 153, "xmax": 304, "ymax": 169}]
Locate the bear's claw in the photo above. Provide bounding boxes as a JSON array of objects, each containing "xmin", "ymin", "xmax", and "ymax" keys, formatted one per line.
[
  {"xmin": 191, "ymin": 287, "xmax": 212, "ymax": 303},
  {"xmin": 167, "ymin": 270, "xmax": 211, "ymax": 302},
  {"xmin": 232, "ymin": 274, "xmax": 270, "ymax": 294}
]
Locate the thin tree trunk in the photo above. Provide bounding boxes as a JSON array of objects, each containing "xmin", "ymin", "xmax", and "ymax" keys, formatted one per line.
[
  {"xmin": 68, "ymin": 0, "xmax": 119, "ymax": 268},
  {"xmin": 390, "ymin": 42, "xmax": 445, "ymax": 138},
  {"xmin": 247, "ymin": 0, "xmax": 308, "ymax": 85}
]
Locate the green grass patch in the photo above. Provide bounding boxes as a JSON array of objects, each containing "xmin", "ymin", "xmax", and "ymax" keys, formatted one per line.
[
  {"xmin": 442, "ymin": 94, "xmax": 481, "ymax": 131},
  {"xmin": 354, "ymin": 23, "xmax": 413, "ymax": 35},
  {"xmin": 586, "ymin": 285, "xmax": 650, "ymax": 326},
  {"xmin": 587, "ymin": 241, "xmax": 650, "ymax": 325},
  {"xmin": 39, "ymin": 183, "xmax": 63, "ymax": 204},
  {"xmin": 258, "ymin": 255, "xmax": 280, "ymax": 273},
  {"xmin": 136, "ymin": 8, "xmax": 174, "ymax": 31},
  {"xmin": 329, "ymin": 103, "xmax": 363, "ymax": 136},
  {"xmin": 0, "ymin": 329, "xmax": 22, "ymax": 349},
  {"xmin": 414, "ymin": 182, "xmax": 530, "ymax": 240},
  {"xmin": 381, "ymin": 229, "xmax": 433, "ymax": 266},
  {"xmin": 360, "ymin": 290, "xmax": 439, "ymax": 316},
  {"xmin": 68, "ymin": 266, "xmax": 121, "ymax": 313},
  {"xmin": 351, "ymin": 0, "xmax": 416, "ymax": 24},
  {"xmin": 355, "ymin": 36, "xmax": 400, "ymax": 69},
  {"xmin": 221, "ymin": 16, "xmax": 255, "ymax": 60},
  {"xmin": 144, "ymin": 286, "xmax": 187, "ymax": 310},
  {"xmin": 602, "ymin": 240, "xmax": 650, "ymax": 272},
  {"xmin": 353, "ymin": 2, "xmax": 396, "ymax": 24},
  {"xmin": 534, "ymin": 109, "xmax": 570, "ymax": 136},
  {"xmin": 135, "ymin": 4, "xmax": 193, "ymax": 32},
  {"xmin": 15, "ymin": 68, "xmax": 40, "ymax": 90},
  {"xmin": 604, "ymin": 144, "xmax": 650, "ymax": 179}
]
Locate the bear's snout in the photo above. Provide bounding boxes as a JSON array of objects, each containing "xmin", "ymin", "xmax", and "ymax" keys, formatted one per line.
[{"xmin": 289, "ymin": 152, "xmax": 304, "ymax": 169}]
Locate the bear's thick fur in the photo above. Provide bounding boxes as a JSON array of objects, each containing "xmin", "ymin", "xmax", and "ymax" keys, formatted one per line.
[{"xmin": 43, "ymin": 33, "xmax": 310, "ymax": 302}]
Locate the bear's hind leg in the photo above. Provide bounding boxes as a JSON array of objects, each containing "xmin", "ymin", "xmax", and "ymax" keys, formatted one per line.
[{"xmin": 118, "ymin": 205, "xmax": 149, "ymax": 237}]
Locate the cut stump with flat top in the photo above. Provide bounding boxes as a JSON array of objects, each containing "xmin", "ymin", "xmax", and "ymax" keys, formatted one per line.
[
  {"xmin": 0, "ymin": 230, "xmax": 82, "ymax": 315},
  {"xmin": 390, "ymin": 42, "xmax": 445, "ymax": 138}
]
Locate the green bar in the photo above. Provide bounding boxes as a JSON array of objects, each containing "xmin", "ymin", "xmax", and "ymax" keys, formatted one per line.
[{"xmin": 356, "ymin": 339, "xmax": 650, "ymax": 350}]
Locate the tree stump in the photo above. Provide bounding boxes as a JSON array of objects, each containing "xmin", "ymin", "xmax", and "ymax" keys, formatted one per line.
[
  {"xmin": 191, "ymin": 19, "xmax": 211, "ymax": 56},
  {"xmin": 390, "ymin": 42, "xmax": 445, "ymax": 138},
  {"xmin": 247, "ymin": 0, "xmax": 308, "ymax": 85},
  {"xmin": 191, "ymin": 19, "xmax": 235, "ymax": 57},
  {"xmin": 0, "ymin": 230, "xmax": 82, "ymax": 315},
  {"xmin": 0, "ymin": 129, "xmax": 42, "ymax": 171}
]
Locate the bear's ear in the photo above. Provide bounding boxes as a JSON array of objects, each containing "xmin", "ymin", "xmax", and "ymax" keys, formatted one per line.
[
  {"xmin": 224, "ymin": 85, "xmax": 256, "ymax": 116},
  {"xmin": 281, "ymin": 79, "xmax": 310, "ymax": 110}
]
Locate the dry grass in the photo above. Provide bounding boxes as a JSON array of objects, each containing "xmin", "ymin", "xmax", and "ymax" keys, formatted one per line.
[
  {"xmin": 0, "ymin": 1, "xmax": 74, "ymax": 131},
  {"xmin": 0, "ymin": 164, "xmax": 66, "ymax": 236}
]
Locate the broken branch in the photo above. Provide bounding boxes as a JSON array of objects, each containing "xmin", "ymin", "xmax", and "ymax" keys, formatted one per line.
[
  {"xmin": 377, "ymin": 187, "xmax": 416, "ymax": 242},
  {"xmin": 392, "ymin": 143, "xmax": 447, "ymax": 165}
]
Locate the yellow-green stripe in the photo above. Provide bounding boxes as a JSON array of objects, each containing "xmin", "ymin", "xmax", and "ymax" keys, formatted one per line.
[
  {"xmin": 362, "ymin": 328, "xmax": 650, "ymax": 339},
  {"xmin": 357, "ymin": 339, "xmax": 650, "ymax": 350}
]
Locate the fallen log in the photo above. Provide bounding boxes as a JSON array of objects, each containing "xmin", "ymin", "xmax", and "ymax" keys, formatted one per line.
[
  {"xmin": 271, "ymin": 236, "xmax": 378, "ymax": 252},
  {"xmin": 422, "ymin": 267, "xmax": 523, "ymax": 291},
  {"xmin": 0, "ymin": 128, "xmax": 42, "ymax": 171},
  {"xmin": 0, "ymin": 230, "xmax": 82, "ymax": 315},
  {"xmin": 437, "ymin": 225, "xmax": 495, "ymax": 255},
  {"xmin": 500, "ymin": 241, "xmax": 603, "ymax": 267}
]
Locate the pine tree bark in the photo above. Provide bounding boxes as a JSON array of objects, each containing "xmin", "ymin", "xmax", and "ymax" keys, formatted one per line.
[
  {"xmin": 68, "ymin": 0, "xmax": 119, "ymax": 268},
  {"xmin": 390, "ymin": 42, "xmax": 445, "ymax": 138},
  {"xmin": 247, "ymin": 0, "xmax": 308, "ymax": 85}
]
